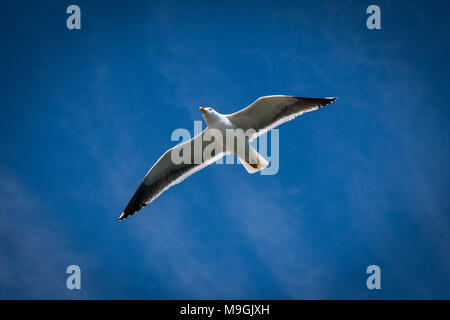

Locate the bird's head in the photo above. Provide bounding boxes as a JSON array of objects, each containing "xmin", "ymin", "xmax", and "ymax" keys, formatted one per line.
[
  {"xmin": 199, "ymin": 106, "xmax": 218, "ymax": 124},
  {"xmin": 199, "ymin": 106, "xmax": 215, "ymax": 114}
]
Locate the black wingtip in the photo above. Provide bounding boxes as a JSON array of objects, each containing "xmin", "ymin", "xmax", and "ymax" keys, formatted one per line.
[{"xmin": 316, "ymin": 97, "xmax": 338, "ymax": 109}]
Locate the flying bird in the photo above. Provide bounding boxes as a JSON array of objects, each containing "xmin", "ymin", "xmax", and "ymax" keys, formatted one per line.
[{"xmin": 119, "ymin": 95, "xmax": 337, "ymax": 220}]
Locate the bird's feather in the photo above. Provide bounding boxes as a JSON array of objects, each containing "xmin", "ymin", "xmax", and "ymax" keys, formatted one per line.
[
  {"xmin": 119, "ymin": 129, "xmax": 224, "ymax": 220},
  {"xmin": 228, "ymin": 95, "xmax": 337, "ymax": 140}
]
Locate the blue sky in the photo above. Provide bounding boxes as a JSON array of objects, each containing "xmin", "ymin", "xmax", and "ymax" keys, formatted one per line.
[{"xmin": 0, "ymin": 0, "xmax": 449, "ymax": 299}]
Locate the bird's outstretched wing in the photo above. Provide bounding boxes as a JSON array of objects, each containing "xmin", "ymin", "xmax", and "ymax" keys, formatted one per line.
[
  {"xmin": 228, "ymin": 95, "xmax": 337, "ymax": 140},
  {"xmin": 119, "ymin": 129, "xmax": 224, "ymax": 220}
]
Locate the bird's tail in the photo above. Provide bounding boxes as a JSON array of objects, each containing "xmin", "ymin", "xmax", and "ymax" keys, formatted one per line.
[{"xmin": 237, "ymin": 145, "xmax": 269, "ymax": 174}]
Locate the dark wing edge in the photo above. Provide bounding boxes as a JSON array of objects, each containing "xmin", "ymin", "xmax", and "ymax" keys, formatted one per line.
[
  {"xmin": 118, "ymin": 157, "xmax": 195, "ymax": 221},
  {"xmin": 118, "ymin": 131, "xmax": 224, "ymax": 221},
  {"xmin": 228, "ymin": 96, "xmax": 338, "ymax": 140}
]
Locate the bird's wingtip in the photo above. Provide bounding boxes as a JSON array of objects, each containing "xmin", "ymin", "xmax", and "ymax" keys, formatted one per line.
[
  {"xmin": 317, "ymin": 97, "xmax": 338, "ymax": 109},
  {"xmin": 118, "ymin": 212, "xmax": 126, "ymax": 221}
]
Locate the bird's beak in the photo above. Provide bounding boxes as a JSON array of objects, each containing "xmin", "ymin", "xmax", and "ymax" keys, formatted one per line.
[{"xmin": 199, "ymin": 107, "xmax": 205, "ymax": 112}]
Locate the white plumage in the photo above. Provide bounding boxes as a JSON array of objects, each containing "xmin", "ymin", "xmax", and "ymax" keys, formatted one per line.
[{"xmin": 119, "ymin": 95, "xmax": 337, "ymax": 220}]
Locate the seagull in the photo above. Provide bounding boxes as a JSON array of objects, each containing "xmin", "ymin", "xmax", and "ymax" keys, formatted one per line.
[{"xmin": 119, "ymin": 95, "xmax": 337, "ymax": 220}]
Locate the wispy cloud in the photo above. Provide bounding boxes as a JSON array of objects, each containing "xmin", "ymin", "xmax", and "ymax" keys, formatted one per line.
[{"xmin": 0, "ymin": 167, "xmax": 92, "ymax": 299}]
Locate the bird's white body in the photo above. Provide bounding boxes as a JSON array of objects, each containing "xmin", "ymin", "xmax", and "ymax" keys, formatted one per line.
[
  {"xmin": 201, "ymin": 109, "xmax": 239, "ymax": 152},
  {"xmin": 202, "ymin": 109, "xmax": 234, "ymax": 133},
  {"xmin": 201, "ymin": 108, "xmax": 264, "ymax": 172}
]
